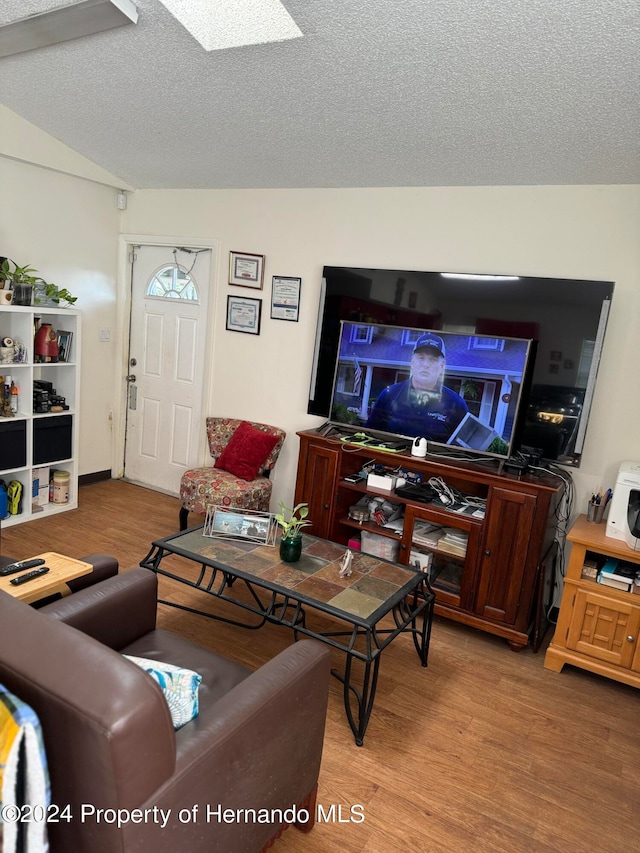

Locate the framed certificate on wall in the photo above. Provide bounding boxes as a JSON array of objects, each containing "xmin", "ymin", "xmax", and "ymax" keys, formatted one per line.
[
  {"xmin": 229, "ymin": 251, "xmax": 264, "ymax": 289},
  {"xmin": 226, "ymin": 295, "xmax": 262, "ymax": 335},
  {"xmin": 271, "ymin": 276, "xmax": 301, "ymax": 322}
]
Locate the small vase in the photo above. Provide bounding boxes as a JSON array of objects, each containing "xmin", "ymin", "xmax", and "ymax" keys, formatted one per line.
[
  {"xmin": 12, "ymin": 282, "xmax": 33, "ymax": 306},
  {"xmin": 34, "ymin": 323, "xmax": 59, "ymax": 362},
  {"xmin": 279, "ymin": 535, "xmax": 302, "ymax": 563}
]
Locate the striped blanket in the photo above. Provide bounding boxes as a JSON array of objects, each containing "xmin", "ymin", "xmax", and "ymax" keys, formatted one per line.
[{"xmin": 0, "ymin": 684, "xmax": 50, "ymax": 853}]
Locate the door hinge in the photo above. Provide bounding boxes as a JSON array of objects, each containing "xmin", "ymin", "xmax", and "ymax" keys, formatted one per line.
[{"xmin": 128, "ymin": 250, "xmax": 137, "ymax": 264}]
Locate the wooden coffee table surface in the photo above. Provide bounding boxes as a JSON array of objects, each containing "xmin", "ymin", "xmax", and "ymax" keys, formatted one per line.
[{"xmin": 0, "ymin": 552, "xmax": 92, "ymax": 604}]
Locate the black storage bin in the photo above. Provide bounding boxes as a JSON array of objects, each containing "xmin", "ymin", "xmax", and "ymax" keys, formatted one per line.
[
  {"xmin": 33, "ymin": 415, "xmax": 73, "ymax": 464},
  {"xmin": 0, "ymin": 419, "xmax": 27, "ymax": 470}
]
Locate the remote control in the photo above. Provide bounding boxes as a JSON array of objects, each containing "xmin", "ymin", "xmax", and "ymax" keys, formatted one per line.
[
  {"xmin": 10, "ymin": 567, "xmax": 50, "ymax": 586},
  {"xmin": 0, "ymin": 558, "xmax": 46, "ymax": 577}
]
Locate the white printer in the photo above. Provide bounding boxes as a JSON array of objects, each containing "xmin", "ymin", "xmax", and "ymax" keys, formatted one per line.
[{"xmin": 605, "ymin": 460, "xmax": 640, "ymax": 550}]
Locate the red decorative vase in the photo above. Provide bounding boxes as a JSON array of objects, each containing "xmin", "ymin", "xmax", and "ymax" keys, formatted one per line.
[{"xmin": 34, "ymin": 323, "xmax": 59, "ymax": 362}]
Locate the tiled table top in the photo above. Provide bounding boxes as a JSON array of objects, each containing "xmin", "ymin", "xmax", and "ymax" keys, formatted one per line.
[{"xmin": 155, "ymin": 529, "xmax": 423, "ymax": 625}]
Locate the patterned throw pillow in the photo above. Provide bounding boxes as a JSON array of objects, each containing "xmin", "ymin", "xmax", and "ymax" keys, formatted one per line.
[{"xmin": 123, "ymin": 655, "xmax": 202, "ymax": 729}]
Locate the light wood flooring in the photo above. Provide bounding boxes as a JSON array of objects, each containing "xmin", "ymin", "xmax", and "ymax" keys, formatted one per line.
[{"xmin": 3, "ymin": 480, "xmax": 639, "ymax": 853}]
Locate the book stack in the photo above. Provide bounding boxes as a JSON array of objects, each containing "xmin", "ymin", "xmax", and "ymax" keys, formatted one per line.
[
  {"xmin": 437, "ymin": 528, "xmax": 469, "ymax": 557},
  {"xmin": 412, "ymin": 521, "xmax": 444, "ymax": 549},
  {"xmin": 597, "ymin": 558, "xmax": 640, "ymax": 592}
]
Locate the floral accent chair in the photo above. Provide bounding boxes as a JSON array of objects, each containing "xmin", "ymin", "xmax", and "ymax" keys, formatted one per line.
[{"xmin": 179, "ymin": 417, "xmax": 286, "ymax": 530}]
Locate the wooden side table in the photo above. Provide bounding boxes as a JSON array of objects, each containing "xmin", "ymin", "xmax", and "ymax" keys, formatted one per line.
[
  {"xmin": 0, "ymin": 552, "xmax": 92, "ymax": 605},
  {"xmin": 544, "ymin": 515, "xmax": 640, "ymax": 688}
]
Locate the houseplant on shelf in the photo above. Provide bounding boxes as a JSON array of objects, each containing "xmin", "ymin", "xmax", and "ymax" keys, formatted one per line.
[
  {"xmin": 34, "ymin": 281, "xmax": 77, "ymax": 308},
  {"xmin": 0, "ymin": 259, "xmax": 77, "ymax": 307},
  {"xmin": 0, "ymin": 259, "xmax": 39, "ymax": 305},
  {"xmin": 275, "ymin": 501, "xmax": 312, "ymax": 562}
]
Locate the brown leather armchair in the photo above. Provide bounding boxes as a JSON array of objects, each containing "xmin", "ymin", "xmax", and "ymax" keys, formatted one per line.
[{"xmin": 0, "ymin": 568, "xmax": 331, "ymax": 852}]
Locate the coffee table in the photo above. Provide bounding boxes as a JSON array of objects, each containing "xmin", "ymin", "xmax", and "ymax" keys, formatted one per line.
[{"xmin": 141, "ymin": 528, "xmax": 435, "ymax": 745}]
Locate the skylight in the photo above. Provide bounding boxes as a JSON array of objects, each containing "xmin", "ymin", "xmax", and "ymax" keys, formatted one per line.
[{"xmin": 157, "ymin": 0, "xmax": 303, "ymax": 51}]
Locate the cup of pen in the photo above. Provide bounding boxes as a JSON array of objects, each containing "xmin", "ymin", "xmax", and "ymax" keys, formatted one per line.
[{"xmin": 587, "ymin": 495, "xmax": 607, "ymax": 523}]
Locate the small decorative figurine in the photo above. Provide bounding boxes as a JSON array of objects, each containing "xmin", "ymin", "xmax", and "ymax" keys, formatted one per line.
[{"xmin": 338, "ymin": 549, "xmax": 353, "ymax": 578}]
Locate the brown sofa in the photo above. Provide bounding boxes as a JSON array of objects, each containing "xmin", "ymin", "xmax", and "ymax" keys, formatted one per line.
[{"xmin": 0, "ymin": 567, "xmax": 331, "ymax": 852}]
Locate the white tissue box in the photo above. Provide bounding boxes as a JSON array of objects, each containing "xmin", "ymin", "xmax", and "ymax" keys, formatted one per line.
[{"xmin": 366, "ymin": 473, "xmax": 397, "ymax": 492}]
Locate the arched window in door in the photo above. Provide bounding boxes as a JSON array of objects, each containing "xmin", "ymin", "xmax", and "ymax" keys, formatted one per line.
[{"xmin": 146, "ymin": 264, "xmax": 199, "ymax": 301}]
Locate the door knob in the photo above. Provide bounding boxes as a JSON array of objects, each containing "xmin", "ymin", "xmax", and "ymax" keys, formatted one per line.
[
  {"xmin": 627, "ymin": 635, "xmax": 635, "ymax": 643},
  {"xmin": 126, "ymin": 374, "xmax": 136, "ymax": 382}
]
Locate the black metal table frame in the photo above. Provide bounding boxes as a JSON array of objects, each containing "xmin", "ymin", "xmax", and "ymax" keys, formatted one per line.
[{"xmin": 140, "ymin": 539, "xmax": 435, "ymax": 746}]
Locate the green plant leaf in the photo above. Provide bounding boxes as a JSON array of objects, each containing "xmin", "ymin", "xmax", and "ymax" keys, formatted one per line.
[{"xmin": 275, "ymin": 501, "xmax": 312, "ymax": 537}]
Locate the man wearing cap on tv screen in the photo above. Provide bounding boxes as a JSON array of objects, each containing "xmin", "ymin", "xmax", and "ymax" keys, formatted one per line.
[{"xmin": 366, "ymin": 332, "xmax": 469, "ymax": 442}]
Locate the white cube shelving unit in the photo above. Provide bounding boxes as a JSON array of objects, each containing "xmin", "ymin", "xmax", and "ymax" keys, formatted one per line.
[{"xmin": 0, "ymin": 304, "xmax": 80, "ymax": 527}]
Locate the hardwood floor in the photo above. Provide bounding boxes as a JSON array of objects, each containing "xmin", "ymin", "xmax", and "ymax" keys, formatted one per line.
[{"xmin": 3, "ymin": 479, "xmax": 639, "ymax": 853}]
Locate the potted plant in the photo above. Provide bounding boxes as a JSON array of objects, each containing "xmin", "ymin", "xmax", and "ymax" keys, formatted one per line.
[
  {"xmin": 274, "ymin": 501, "xmax": 312, "ymax": 562},
  {"xmin": 0, "ymin": 259, "xmax": 77, "ymax": 307},
  {"xmin": 0, "ymin": 259, "xmax": 38, "ymax": 305},
  {"xmin": 34, "ymin": 281, "xmax": 77, "ymax": 308},
  {"xmin": 0, "ymin": 259, "xmax": 38, "ymax": 285}
]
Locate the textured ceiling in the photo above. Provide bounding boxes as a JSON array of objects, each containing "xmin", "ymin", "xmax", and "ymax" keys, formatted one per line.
[{"xmin": 0, "ymin": 0, "xmax": 638, "ymax": 189}]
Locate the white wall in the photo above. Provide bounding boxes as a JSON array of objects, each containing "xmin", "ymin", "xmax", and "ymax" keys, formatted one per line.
[
  {"xmin": 0, "ymin": 156, "xmax": 122, "ymax": 476},
  {"xmin": 122, "ymin": 184, "xmax": 640, "ymax": 516},
  {"xmin": 2, "ymin": 104, "xmax": 638, "ymax": 517}
]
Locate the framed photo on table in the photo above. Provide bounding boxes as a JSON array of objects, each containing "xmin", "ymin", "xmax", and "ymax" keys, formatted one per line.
[
  {"xmin": 229, "ymin": 251, "xmax": 264, "ymax": 289},
  {"xmin": 270, "ymin": 276, "xmax": 301, "ymax": 322},
  {"xmin": 203, "ymin": 505, "xmax": 277, "ymax": 546},
  {"xmin": 226, "ymin": 295, "xmax": 262, "ymax": 335}
]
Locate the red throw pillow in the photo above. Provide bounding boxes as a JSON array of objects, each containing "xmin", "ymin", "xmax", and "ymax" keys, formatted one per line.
[{"xmin": 214, "ymin": 421, "xmax": 279, "ymax": 481}]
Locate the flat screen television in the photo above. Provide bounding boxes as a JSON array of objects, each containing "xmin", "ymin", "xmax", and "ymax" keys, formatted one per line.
[
  {"xmin": 309, "ymin": 266, "xmax": 614, "ymax": 466},
  {"xmin": 330, "ymin": 321, "xmax": 533, "ymax": 460}
]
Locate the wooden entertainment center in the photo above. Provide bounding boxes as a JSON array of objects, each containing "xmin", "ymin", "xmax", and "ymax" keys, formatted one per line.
[{"xmin": 294, "ymin": 430, "xmax": 566, "ymax": 651}]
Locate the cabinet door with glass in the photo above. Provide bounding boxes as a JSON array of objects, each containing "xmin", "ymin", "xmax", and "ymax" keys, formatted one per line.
[{"xmin": 403, "ymin": 504, "xmax": 482, "ymax": 610}]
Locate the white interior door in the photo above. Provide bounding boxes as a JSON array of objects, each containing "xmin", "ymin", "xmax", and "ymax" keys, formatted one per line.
[{"xmin": 124, "ymin": 244, "xmax": 211, "ymax": 494}]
